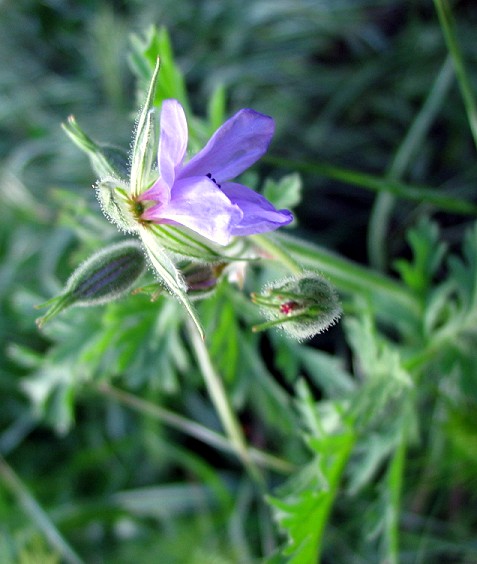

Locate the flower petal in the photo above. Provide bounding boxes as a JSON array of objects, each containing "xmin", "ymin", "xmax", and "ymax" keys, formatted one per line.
[
  {"xmin": 180, "ymin": 109, "xmax": 274, "ymax": 183},
  {"xmin": 138, "ymin": 176, "xmax": 171, "ymax": 209},
  {"xmin": 220, "ymin": 182, "xmax": 293, "ymax": 236},
  {"xmin": 142, "ymin": 177, "xmax": 243, "ymax": 246},
  {"xmin": 158, "ymin": 99, "xmax": 188, "ymax": 187}
]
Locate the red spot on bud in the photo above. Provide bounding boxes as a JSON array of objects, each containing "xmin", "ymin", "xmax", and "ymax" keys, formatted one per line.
[{"xmin": 280, "ymin": 300, "xmax": 300, "ymax": 315}]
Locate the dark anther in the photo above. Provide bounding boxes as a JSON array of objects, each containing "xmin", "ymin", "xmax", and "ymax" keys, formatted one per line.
[{"xmin": 206, "ymin": 173, "xmax": 221, "ymax": 188}]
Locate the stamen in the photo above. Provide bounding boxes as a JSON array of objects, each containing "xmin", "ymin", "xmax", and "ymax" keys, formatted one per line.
[{"xmin": 206, "ymin": 172, "xmax": 221, "ymax": 189}]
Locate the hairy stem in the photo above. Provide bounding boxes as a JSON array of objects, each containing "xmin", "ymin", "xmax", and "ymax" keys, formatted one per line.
[
  {"xmin": 96, "ymin": 382, "xmax": 294, "ymax": 474},
  {"xmin": 187, "ymin": 320, "xmax": 266, "ymax": 487}
]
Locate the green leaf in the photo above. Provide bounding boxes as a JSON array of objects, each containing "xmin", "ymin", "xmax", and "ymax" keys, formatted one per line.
[
  {"xmin": 208, "ymin": 297, "xmax": 239, "ymax": 384},
  {"xmin": 394, "ymin": 217, "xmax": 447, "ymax": 296},
  {"xmin": 344, "ymin": 313, "xmax": 413, "ymax": 430},
  {"xmin": 129, "ymin": 25, "xmax": 190, "ymax": 114},
  {"xmin": 21, "ymin": 365, "xmax": 76, "ymax": 433},
  {"xmin": 263, "ymin": 173, "xmax": 302, "ymax": 213},
  {"xmin": 207, "ymin": 83, "xmax": 227, "ymax": 134},
  {"xmin": 267, "ymin": 384, "xmax": 355, "ymax": 563},
  {"xmin": 448, "ymin": 222, "xmax": 477, "ymax": 313}
]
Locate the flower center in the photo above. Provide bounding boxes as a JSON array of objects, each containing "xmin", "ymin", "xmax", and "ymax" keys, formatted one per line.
[
  {"xmin": 134, "ymin": 200, "xmax": 144, "ymax": 216},
  {"xmin": 128, "ymin": 198, "xmax": 146, "ymax": 222}
]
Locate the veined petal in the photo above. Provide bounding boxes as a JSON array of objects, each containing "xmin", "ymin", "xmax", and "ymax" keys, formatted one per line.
[
  {"xmin": 143, "ymin": 177, "xmax": 242, "ymax": 246},
  {"xmin": 158, "ymin": 99, "xmax": 189, "ymax": 187},
  {"xmin": 138, "ymin": 176, "xmax": 171, "ymax": 209},
  {"xmin": 180, "ymin": 109, "xmax": 274, "ymax": 183},
  {"xmin": 221, "ymin": 182, "xmax": 293, "ymax": 236}
]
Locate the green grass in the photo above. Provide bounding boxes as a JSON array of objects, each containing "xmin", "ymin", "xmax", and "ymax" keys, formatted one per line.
[{"xmin": 2, "ymin": 1, "xmax": 477, "ymax": 562}]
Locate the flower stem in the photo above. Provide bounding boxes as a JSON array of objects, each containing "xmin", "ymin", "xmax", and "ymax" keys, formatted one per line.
[
  {"xmin": 251, "ymin": 233, "xmax": 303, "ymax": 275},
  {"xmin": 263, "ymin": 155, "xmax": 477, "ymax": 216},
  {"xmin": 368, "ymin": 55, "xmax": 455, "ymax": 270},
  {"xmin": 384, "ymin": 436, "xmax": 407, "ymax": 564},
  {"xmin": 275, "ymin": 232, "xmax": 420, "ymax": 315},
  {"xmin": 434, "ymin": 0, "xmax": 477, "ymax": 151},
  {"xmin": 96, "ymin": 382, "xmax": 294, "ymax": 474},
  {"xmin": 187, "ymin": 320, "xmax": 266, "ymax": 487}
]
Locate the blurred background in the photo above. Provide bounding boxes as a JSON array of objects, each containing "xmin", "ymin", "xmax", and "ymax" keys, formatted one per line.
[{"xmin": 1, "ymin": 0, "xmax": 477, "ymax": 562}]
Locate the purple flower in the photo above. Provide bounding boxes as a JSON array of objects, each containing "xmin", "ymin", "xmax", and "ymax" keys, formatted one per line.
[{"xmin": 139, "ymin": 99, "xmax": 293, "ymax": 245}]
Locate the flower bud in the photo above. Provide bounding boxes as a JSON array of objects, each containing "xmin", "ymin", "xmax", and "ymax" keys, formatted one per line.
[
  {"xmin": 251, "ymin": 272, "xmax": 341, "ymax": 340},
  {"xmin": 133, "ymin": 262, "xmax": 227, "ymax": 302},
  {"xmin": 36, "ymin": 240, "xmax": 146, "ymax": 327},
  {"xmin": 182, "ymin": 262, "xmax": 227, "ymax": 300}
]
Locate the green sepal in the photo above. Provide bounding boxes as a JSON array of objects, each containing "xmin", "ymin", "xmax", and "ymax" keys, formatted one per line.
[
  {"xmin": 149, "ymin": 224, "xmax": 253, "ymax": 263},
  {"xmin": 130, "ymin": 58, "xmax": 160, "ymax": 198},
  {"xmin": 95, "ymin": 179, "xmax": 137, "ymax": 232},
  {"xmin": 138, "ymin": 225, "xmax": 205, "ymax": 339},
  {"xmin": 36, "ymin": 240, "xmax": 146, "ymax": 327},
  {"xmin": 251, "ymin": 271, "xmax": 342, "ymax": 340},
  {"xmin": 62, "ymin": 115, "xmax": 129, "ymax": 179}
]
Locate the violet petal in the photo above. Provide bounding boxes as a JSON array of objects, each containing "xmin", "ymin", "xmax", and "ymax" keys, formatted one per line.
[
  {"xmin": 143, "ymin": 177, "xmax": 243, "ymax": 246},
  {"xmin": 220, "ymin": 182, "xmax": 293, "ymax": 236},
  {"xmin": 179, "ymin": 109, "xmax": 274, "ymax": 183},
  {"xmin": 158, "ymin": 99, "xmax": 189, "ymax": 188},
  {"xmin": 138, "ymin": 176, "xmax": 171, "ymax": 208}
]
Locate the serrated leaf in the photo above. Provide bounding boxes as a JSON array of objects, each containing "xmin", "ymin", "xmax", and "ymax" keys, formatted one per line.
[
  {"xmin": 268, "ymin": 426, "xmax": 355, "ymax": 563},
  {"xmin": 344, "ymin": 314, "xmax": 413, "ymax": 429},
  {"xmin": 21, "ymin": 366, "xmax": 76, "ymax": 433},
  {"xmin": 448, "ymin": 223, "xmax": 477, "ymax": 312},
  {"xmin": 393, "ymin": 217, "xmax": 447, "ymax": 296},
  {"xmin": 263, "ymin": 173, "xmax": 302, "ymax": 213}
]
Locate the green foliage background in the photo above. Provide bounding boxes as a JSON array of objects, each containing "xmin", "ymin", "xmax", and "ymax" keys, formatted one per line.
[{"xmin": 1, "ymin": 0, "xmax": 477, "ymax": 562}]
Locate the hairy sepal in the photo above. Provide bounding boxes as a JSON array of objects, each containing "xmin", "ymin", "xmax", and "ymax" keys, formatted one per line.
[
  {"xmin": 96, "ymin": 178, "xmax": 137, "ymax": 232},
  {"xmin": 130, "ymin": 59, "xmax": 161, "ymax": 198},
  {"xmin": 139, "ymin": 225, "xmax": 205, "ymax": 339},
  {"xmin": 36, "ymin": 240, "xmax": 146, "ymax": 327},
  {"xmin": 62, "ymin": 115, "xmax": 129, "ymax": 179}
]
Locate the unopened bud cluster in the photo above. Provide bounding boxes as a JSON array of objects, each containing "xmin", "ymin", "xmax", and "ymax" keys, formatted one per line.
[
  {"xmin": 251, "ymin": 272, "xmax": 341, "ymax": 340},
  {"xmin": 36, "ymin": 240, "xmax": 146, "ymax": 327}
]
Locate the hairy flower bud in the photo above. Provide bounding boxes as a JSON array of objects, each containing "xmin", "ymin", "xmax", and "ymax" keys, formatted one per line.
[
  {"xmin": 36, "ymin": 240, "xmax": 146, "ymax": 327},
  {"xmin": 251, "ymin": 272, "xmax": 341, "ymax": 340},
  {"xmin": 133, "ymin": 262, "xmax": 228, "ymax": 302}
]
